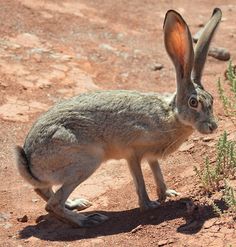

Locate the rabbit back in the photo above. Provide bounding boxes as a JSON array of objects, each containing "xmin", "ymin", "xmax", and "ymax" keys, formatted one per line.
[{"xmin": 23, "ymin": 91, "xmax": 190, "ymax": 164}]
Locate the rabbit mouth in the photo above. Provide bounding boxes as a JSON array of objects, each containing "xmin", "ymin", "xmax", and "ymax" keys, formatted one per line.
[{"xmin": 197, "ymin": 121, "xmax": 218, "ymax": 134}]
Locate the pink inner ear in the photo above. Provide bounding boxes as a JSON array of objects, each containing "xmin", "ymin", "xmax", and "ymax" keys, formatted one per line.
[
  {"xmin": 165, "ymin": 15, "xmax": 190, "ymax": 77},
  {"xmin": 168, "ymin": 20, "xmax": 187, "ymax": 68}
]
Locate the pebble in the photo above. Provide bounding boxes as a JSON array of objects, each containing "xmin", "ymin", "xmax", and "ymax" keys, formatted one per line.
[
  {"xmin": 204, "ymin": 219, "xmax": 216, "ymax": 229},
  {"xmin": 99, "ymin": 43, "xmax": 116, "ymax": 51},
  {"xmin": 17, "ymin": 215, "xmax": 28, "ymax": 223},
  {"xmin": 202, "ymin": 136, "xmax": 214, "ymax": 142},
  {"xmin": 24, "ymin": 236, "xmax": 39, "ymax": 243},
  {"xmin": 131, "ymin": 224, "xmax": 143, "ymax": 233},
  {"xmin": 179, "ymin": 142, "xmax": 194, "ymax": 152},
  {"xmin": 2, "ymin": 222, "xmax": 13, "ymax": 229},
  {"xmin": 0, "ymin": 212, "xmax": 10, "ymax": 222},
  {"xmin": 32, "ymin": 198, "xmax": 39, "ymax": 203},
  {"xmin": 158, "ymin": 239, "xmax": 169, "ymax": 246},
  {"xmin": 151, "ymin": 63, "xmax": 164, "ymax": 71},
  {"xmin": 13, "ymin": 33, "xmax": 41, "ymax": 48},
  {"xmin": 90, "ymin": 238, "xmax": 105, "ymax": 245}
]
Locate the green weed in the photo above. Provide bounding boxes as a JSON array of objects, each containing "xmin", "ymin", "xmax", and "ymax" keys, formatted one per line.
[{"xmin": 195, "ymin": 61, "xmax": 236, "ymax": 215}]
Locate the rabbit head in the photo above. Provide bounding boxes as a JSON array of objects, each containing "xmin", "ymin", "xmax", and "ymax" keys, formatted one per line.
[{"xmin": 164, "ymin": 8, "xmax": 222, "ymax": 134}]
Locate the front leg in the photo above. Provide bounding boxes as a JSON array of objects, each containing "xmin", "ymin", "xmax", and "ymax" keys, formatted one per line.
[
  {"xmin": 148, "ymin": 159, "xmax": 179, "ymax": 202},
  {"xmin": 128, "ymin": 155, "xmax": 160, "ymax": 211}
]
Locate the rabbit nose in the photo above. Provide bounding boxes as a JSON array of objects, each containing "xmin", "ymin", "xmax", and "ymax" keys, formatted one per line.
[{"xmin": 208, "ymin": 122, "xmax": 218, "ymax": 132}]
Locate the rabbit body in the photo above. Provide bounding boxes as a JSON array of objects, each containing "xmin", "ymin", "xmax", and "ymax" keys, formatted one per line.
[{"xmin": 23, "ymin": 90, "xmax": 192, "ymax": 185}]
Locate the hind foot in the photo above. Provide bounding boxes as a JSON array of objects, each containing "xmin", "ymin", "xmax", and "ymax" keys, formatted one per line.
[
  {"xmin": 46, "ymin": 204, "xmax": 108, "ymax": 228},
  {"xmin": 65, "ymin": 198, "xmax": 92, "ymax": 211},
  {"xmin": 81, "ymin": 213, "xmax": 109, "ymax": 227}
]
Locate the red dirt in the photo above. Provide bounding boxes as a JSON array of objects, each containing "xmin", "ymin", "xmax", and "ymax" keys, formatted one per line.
[{"xmin": 0, "ymin": 1, "xmax": 235, "ymax": 246}]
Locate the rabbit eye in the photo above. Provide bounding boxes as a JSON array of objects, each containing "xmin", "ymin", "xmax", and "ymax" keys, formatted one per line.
[{"xmin": 188, "ymin": 96, "xmax": 198, "ymax": 108}]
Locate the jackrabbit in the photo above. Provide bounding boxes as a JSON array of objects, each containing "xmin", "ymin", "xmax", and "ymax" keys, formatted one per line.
[{"xmin": 15, "ymin": 8, "xmax": 222, "ymax": 227}]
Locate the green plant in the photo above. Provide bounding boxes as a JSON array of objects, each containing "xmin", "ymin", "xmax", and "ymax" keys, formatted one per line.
[
  {"xmin": 223, "ymin": 180, "xmax": 236, "ymax": 212},
  {"xmin": 211, "ymin": 201, "xmax": 223, "ymax": 216},
  {"xmin": 194, "ymin": 157, "xmax": 221, "ymax": 193},
  {"xmin": 194, "ymin": 62, "xmax": 236, "ymax": 216},
  {"xmin": 216, "ymin": 131, "xmax": 236, "ymax": 178},
  {"xmin": 217, "ymin": 61, "xmax": 236, "ymax": 116},
  {"xmin": 194, "ymin": 132, "xmax": 236, "ymax": 194}
]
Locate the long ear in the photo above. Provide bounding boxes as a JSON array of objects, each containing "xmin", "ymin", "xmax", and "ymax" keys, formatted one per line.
[
  {"xmin": 192, "ymin": 8, "xmax": 222, "ymax": 84},
  {"xmin": 164, "ymin": 10, "xmax": 194, "ymax": 92}
]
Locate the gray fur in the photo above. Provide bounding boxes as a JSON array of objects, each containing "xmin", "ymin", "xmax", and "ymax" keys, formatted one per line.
[{"xmin": 15, "ymin": 9, "xmax": 221, "ymax": 227}]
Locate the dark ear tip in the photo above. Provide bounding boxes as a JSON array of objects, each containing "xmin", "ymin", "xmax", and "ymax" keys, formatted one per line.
[
  {"xmin": 163, "ymin": 9, "xmax": 184, "ymax": 29},
  {"xmin": 212, "ymin": 8, "xmax": 222, "ymax": 17}
]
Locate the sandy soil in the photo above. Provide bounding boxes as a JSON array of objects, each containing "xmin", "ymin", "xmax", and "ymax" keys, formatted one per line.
[{"xmin": 0, "ymin": 0, "xmax": 235, "ymax": 246}]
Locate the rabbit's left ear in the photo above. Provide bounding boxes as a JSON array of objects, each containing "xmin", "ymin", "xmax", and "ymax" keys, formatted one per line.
[
  {"xmin": 164, "ymin": 10, "xmax": 194, "ymax": 89},
  {"xmin": 192, "ymin": 8, "xmax": 222, "ymax": 85}
]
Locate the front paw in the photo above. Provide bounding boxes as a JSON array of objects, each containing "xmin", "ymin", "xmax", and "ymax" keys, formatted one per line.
[
  {"xmin": 158, "ymin": 189, "xmax": 180, "ymax": 202},
  {"xmin": 165, "ymin": 189, "xmax": 180, "ymax": 197}
]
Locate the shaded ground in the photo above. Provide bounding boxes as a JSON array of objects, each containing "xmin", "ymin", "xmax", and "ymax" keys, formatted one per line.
[{"xmin": 0, "ymin": 0, "xmax": 235, "ymax": 246}]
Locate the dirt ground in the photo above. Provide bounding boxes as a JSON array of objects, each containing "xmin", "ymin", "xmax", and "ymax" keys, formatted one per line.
[{"xmin": 0, "ymin": 0, "xmax": 235, "ymax": 246}]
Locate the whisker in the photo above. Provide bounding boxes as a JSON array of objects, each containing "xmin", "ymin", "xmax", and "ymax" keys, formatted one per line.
[{"xmin": 161, "ymin": 134, "xmax": 185, "ymax": 159}]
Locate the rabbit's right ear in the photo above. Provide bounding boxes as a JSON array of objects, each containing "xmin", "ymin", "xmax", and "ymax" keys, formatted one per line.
[{"xmin": 164, "ymin": 10, "xmax": 194, "ymax": 90}]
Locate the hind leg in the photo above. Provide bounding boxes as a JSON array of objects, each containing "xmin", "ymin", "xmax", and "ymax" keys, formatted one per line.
[
  {"xmin": 44, "ymin": 151, "xmax": 108, "ymax": 227},
  {"xmin": 34, "ymin": 187, "xmax": 54, "ymax": 201},
  {"xmin": 45, "ymin": 180, "xmax": 108, "ymax": 227}
]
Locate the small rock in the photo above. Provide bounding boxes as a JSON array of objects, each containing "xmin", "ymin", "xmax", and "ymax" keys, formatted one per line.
[
  {"xmin": 32, "ymin": 53, "xmax": 42, "ymax": 62},
  {"xmin": 209, "ymin": 225, "xmax": 220, "ymax": 233},
  {"xmin": 220, "ymin": 227, "xmax": 234, "ymax": 234},
  {"xmin": 158, "ymin": 240, "xmax": 168, "ymax": 246},
  {"xmin": 0, "ymin": 82, "xmax": 8, "ymax": 88},
  {"xmin": 206, "ymin": 142, "xmax": 215, "ymax": 147},
  {"xmin": 151, "ymin": 63, "xmax": 164, "ymax": 71},
  {"xmin": 17, "ymin": 215, "xmax": 28, "ymax": 223},
  {"xmin": 13, "ymin": 33, "xmax": 41, "ymax": 48},
  {"xmin": 2, "ymin": 222, "xmax": 13, "ymax": 229},
  {"xmin": 32, "ymin": 198, "xmax": 39, "ymax": 203},
  {"xmin": 161, "ymin": 222, "xmax": 168, "ymax": 227},
  {"xmin": 24, "ymin": 236, "xmax": 39, "ymax": 243},
  {"xmin": 99, "ymin": 43, "xmax": 116, "ymax": 52},
  {"xmin": 179, "ymin": 142, "xmax": 194, "ymax": 152},
  {"xmin": 203, "ymin": 136, "xmax": 214, "ymax": 142},
  {"xmin": 0, "ymin": 212, "xmax": 11, "ymax": 222},
  {"xmin": 131, "ymin": 224, "xmax": 143, "ymax": 233},
  {"xmin": 204, "ymin": 219, "xmax": 216, "ymax": 229}
]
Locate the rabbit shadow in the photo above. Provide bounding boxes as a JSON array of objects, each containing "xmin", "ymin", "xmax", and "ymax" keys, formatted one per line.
[{"xmin": 18, "ymin": 198, "xmax": 218, "ymax": 242}]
